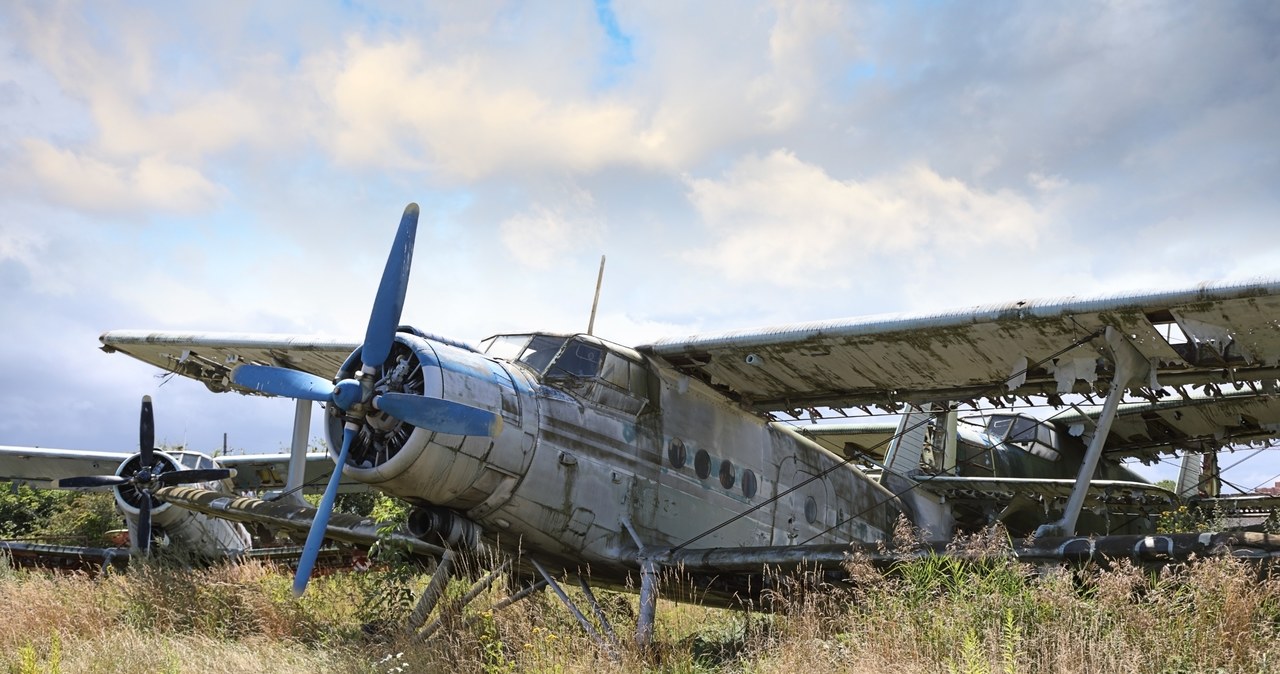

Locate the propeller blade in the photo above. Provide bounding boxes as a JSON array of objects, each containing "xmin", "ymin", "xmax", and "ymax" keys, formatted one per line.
[
  {"xmin": 155, "ymin": 468, "xmax": 235, "ymax": 485},
  {"xmin": 292, "ymin": 424, "xmax": 357, "ymax": 597},
  {"xmin": 53, "ymin": 475, "xmax": 129, "ymax": 489},
  {"xmin": 375, "ymin": 393, "xmax": 504, "ymax": 437},
  {"xmin": 361, "ymin": 203, "xmax": 419, "ymax": 369},
  {"xmin": 232, "ymin": 364, "xmax": 336, "ymax": 402},
  {"xmin": 137, "ymin": 490, "xmax": 152, "ymax": 553},
  {"xmin": 140, "ymin": 395, "xmax": 155, "ymax": 468}
]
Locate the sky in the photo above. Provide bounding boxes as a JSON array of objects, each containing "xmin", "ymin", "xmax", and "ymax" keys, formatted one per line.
[{"xmin": 1, "ymin": 1, "xmax": 1278, "ymax": 489}]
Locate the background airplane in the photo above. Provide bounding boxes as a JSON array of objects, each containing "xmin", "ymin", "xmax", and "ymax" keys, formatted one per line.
[
  {"xmin": 801, "ymin": 389, "xmax": 1280, "ymax": 537},
  {"xmin": 0, "ymin": 397, "xmax": 376, "ymax": 569}
]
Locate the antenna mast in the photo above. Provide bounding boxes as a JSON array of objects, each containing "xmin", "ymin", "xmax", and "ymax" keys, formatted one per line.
[{"xmin": 587, "ymin": 255, "xmax": 606, "ymax": 336}]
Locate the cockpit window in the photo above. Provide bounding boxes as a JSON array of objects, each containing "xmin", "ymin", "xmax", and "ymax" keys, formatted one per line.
[
  {"xmin": 987, "ymin": 415, "xmax": 1014, "ymax": 440},
  {"xmin": 176, "ymin": 453, "xmax": 216, "ymax": 471},
  {"xmin": 1007, "ymin": 416, "xmax": 1039, "ymax": 443},
  {"xmin": 481, "ymin": 335, "xmax": 531, "ymax": 361},
  {"xmin": 986, "ymin": 414, "xmax": 1060, "ymax": 461},
  {"xmin": 518, "ymin": 335, "xmax": 568, "ymax": 374},
  {"xmin": 549, "ymin": 340, "xmax": 604, "ymax": 378}
]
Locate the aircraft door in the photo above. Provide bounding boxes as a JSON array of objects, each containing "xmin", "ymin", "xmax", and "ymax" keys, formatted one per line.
[{"xmin": 771, "ymin": 456, "xmax": 831, "ymax": 546}]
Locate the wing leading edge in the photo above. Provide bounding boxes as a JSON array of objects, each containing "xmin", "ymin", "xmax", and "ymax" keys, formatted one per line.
[{"xmin": 99, "ymin": 331, "xmax": 361, "ymax": 394}]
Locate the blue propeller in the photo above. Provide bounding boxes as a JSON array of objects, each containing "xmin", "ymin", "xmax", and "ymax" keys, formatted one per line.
[
  {"xmin": 375, "ymin": 393, "xmax": 504, "ymax": 437},
  {"xmin": 227, "ymin": 203, "xmax": 501, "ymax": 596}
]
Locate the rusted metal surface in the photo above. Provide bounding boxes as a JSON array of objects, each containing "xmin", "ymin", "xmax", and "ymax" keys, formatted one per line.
[
  {"xmin": 655, "ymin": 531, "xmax": 1280, "ymax": 572},
  {"xmin": 0, "ymin": 541, "xmax": 130, "ymax": 573},
  {"xmin": 802, "ymin": 387, "xmax": 1280, "ymax": 467},
  {"xmin": 641, "ymin": 278, "xmax": 1280, "ymax": 412},
  {"xmin": 1058, "ymin": 389, "xmax": 1280, "ymax": 459}
]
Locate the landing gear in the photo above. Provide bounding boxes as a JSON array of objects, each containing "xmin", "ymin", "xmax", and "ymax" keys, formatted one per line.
[
  {"xmin": 402, "ymin": 550, "xmax": 656, "ymax": 662},
  {"xmin": 402, "ymin": 550, "xmax": 550, "ymax": 645},
  {"xmin": 530, "ymin": 558, "xmax": 621, "ymax": 660}
]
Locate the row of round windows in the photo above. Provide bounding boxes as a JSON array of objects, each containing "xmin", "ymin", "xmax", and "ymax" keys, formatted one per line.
[{"xmin": 667, "ymin": 438, "xmax": 758, "ymax": 499}]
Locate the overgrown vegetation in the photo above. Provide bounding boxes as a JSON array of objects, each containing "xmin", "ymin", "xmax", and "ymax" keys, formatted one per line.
[
  {"xmin": 4, "ymin": 524, "xmax": 1280, "ymax": 674},
  {"xmin": 0, "ymin": 481, "xmax": 121, "ymax": 546},
  {"xmin": 4, "ymin": 486, "xmax": 1280, "ymax": 671}
]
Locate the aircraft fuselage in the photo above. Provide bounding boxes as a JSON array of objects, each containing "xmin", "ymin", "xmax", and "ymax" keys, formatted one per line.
[{"xmin": 331, "ymin": 330, "xmax": 905, "ymax": 586}]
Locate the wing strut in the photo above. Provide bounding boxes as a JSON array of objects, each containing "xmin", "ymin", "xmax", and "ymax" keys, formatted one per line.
[
  {"xmin": 1037, "ymin": 327, "xmax": 1144, "ymax": 537},
  {"xmin": 283, "ymin": 398, "xmax": 312, "ymax": 505}
]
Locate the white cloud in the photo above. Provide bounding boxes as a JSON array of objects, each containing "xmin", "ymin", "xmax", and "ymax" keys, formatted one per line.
[
  {"xmin": 684, "ymin": 150, "xmax": 1045, "ymax": 287},
  {"xmin": 308, "ymin": 37, "xmax": 659, "ymax": 177},
  {"xmin": 0, "ymin": 225, "xmax": 44, "ymax": 267},
  {"xmin": 499, "ymin": 188, "xmax": 603, "ymax": 269},
  {"xmin": 22, "ymin": 140, "xmax": 223, "ymax": 215}
]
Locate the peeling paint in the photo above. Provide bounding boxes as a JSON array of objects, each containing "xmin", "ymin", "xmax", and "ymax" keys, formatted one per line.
[
  {"xmin": 1007, "ymin": 356, "xmax": 1028, "ymax": 391},
  {"xmin": 1049, "ymin": 357, "xmax": 1098, "ymax": 394}
]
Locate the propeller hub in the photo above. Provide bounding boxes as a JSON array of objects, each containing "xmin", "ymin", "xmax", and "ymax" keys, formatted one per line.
[{"xmin": 333, "ymin": 378, "xmax": 364, "ymax": 410}]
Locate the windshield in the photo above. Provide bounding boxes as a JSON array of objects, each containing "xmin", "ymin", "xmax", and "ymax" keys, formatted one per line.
[
  {"xmin": 480, "ymin": 335, "xmax": 531, "ymax": 361},
  {"xmin": 986, "ymin": 414, "xmax": 1060, "ymax": 461},
  {"xmin": 518, "ymin": 335, "xmax": 568, "ymax": 374}
]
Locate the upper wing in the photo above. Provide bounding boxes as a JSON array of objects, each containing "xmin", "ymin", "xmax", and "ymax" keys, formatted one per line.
[
  {"xmin": 0, "ymin": 445, "xmax": 366, "ymax": 495},
  {"xmin": 0, "ymin": 446, "xmax": 128, "ymax": 487},
  {"xmin": 641, "ymin": 278, "xmax": 1280, "ymax": 412},
  {"xmin": 99, "ymin": 331, "xmax": 360, "ymax": 394}
]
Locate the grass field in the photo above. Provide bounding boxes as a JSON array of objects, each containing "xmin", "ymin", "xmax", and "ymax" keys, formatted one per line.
[{"xmin": 4, "ymin": 536, "xmax": 1280, "ymax": 674}]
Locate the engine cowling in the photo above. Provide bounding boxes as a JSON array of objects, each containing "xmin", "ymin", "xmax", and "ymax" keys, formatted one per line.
[{"xmin": 325, "ymin": 330, "xmax": 536, "ymax": 514}]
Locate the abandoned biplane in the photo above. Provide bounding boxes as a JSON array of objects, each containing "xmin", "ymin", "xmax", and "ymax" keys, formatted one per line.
[{"xmin": 92, "ymin": 203, "xmax": 1280, "ymax": 646}]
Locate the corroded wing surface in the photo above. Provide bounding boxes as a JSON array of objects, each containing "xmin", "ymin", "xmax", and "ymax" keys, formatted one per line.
[
  {"xmin": 641, "ymin": 278, "xmax": 1280, "ymax": 413},
  {"xmin": 99, "ymin": 331, "xmax": 360, "ymax": 394},
  {"xmin": 798, "ymin": 390, "xmax": 1280, "ymax": 465},
  {"xmin": 1061, "ymin": 390, "xmax": 1280, "ymax": 459}
]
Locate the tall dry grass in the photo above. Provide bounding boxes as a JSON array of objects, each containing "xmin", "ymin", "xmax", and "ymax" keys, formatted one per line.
[{"xmin": 4, "ymin": 536, "xmax": 1280, "ymax": 674}]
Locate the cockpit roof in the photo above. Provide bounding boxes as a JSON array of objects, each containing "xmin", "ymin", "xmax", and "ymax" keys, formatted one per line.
[{"xmin": 481, "ymin": 332, "xmax": 646, "ymax": 362}]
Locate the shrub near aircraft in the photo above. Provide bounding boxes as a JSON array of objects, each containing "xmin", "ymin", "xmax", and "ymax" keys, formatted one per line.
[{"xmin": 96, "ymin": 203, "xmax": 1280, "ymax": 646}]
